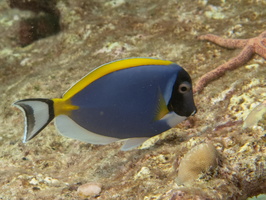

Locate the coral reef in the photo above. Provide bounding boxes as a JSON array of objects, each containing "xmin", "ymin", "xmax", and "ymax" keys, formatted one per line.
[{"xmin": 0, "ymin": 0, "xmax": 265, "ymax": 199}]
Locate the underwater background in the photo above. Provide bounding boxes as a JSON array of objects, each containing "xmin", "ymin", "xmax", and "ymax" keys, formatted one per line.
[{"xmin": 0, "ymin": 0, "xmax": 265, "ymax": 199}]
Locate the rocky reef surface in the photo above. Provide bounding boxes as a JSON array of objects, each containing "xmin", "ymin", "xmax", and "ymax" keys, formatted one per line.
[{"xmin": 0, "ymin": 0, "xmax": 265, "ymax": 199}]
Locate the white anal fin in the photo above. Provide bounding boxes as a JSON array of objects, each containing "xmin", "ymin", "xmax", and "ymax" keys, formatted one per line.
[
  {"xmin": 55, "ymin": 115, "xmax": 120, "ymax": 145},
  {"xmin": 55, "ymin": 115, "xmax": 148, "ymax": 151},
  {"xmin": 13, "ymin": 98, "xmax": 54, "ymax": 142},
  {"xmin": 121, "ymin": 137, "xmax": 149, "ymax": 151}
]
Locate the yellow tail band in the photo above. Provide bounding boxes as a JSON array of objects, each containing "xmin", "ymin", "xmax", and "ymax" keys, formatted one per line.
[{"xmin": 53, "ymin": 98, "xmax": 79, "ymax": 116}]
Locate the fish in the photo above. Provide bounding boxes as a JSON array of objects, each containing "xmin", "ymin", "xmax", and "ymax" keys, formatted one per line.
[{"xmin": 13, "ymin": 57, "xmax": 197, "ymax": 150}]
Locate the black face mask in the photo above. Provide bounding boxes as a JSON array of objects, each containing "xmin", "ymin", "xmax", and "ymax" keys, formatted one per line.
[{"xmin": 167, "ymin": 68, "xmax": 197, "ymax": 117}]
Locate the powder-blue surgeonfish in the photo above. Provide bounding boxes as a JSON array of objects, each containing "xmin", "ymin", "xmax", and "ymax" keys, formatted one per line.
[{"xmin": 14, "ymin": 58, "xmax": 197, "ymax": 150}]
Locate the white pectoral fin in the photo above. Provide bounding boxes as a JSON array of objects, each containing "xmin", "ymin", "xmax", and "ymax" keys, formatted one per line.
[
  {"xmin": 13, "ymin": 99, "xmax": 54, "ymax": 142},
  {"xmin": 55, "ymin": 115, "xmax": 120, "ymax": 145},
  {"xmin": 121, "ymin": 137, "xmax": 149, "ymax": 151}
]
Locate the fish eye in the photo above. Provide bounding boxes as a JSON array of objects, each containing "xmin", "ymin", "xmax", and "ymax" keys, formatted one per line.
[{"xmin": 178, "ymin": 82, "xmax": 191, "ymax": 94}]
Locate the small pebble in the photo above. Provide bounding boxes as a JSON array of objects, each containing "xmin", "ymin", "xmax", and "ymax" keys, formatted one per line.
[{"xmin": 77, "ymin": 182, "xmax": 102, "ymax": 198}]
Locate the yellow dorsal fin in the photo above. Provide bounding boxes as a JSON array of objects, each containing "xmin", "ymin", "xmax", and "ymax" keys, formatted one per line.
[
  {"xmin": 62, "ymin": 58, "xmax": 173, "ymax": 100},
  {"xmin": 154, "ymin": 90, "xmax": 169, "ymax": 121}
]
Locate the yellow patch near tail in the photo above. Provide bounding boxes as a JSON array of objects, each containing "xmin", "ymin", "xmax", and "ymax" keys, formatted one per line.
[{"xmin": 53, "ymin": 98, "xmax": 79, "ymax": 116}]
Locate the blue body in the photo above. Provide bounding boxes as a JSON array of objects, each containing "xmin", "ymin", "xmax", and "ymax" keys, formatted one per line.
[{"xmin": 70, "ymin": 64, "xmax": 182, "ymax": 138}]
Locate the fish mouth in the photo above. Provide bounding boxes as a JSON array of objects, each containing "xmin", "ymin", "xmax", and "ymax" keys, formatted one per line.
[{"xmin": 190, "ymin": 109, "xmax": 197, "ymax": 116}]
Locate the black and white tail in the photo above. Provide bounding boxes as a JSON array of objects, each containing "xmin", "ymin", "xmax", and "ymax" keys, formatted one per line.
[{"xmin": 13, "ymin": 99, "xmax": 54, "ymax": 142}]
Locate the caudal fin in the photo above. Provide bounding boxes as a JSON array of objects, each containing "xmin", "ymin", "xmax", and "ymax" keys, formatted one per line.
[{"xmin": 13, "ymin": 98, "xmax": 54, "ymax": 142}]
